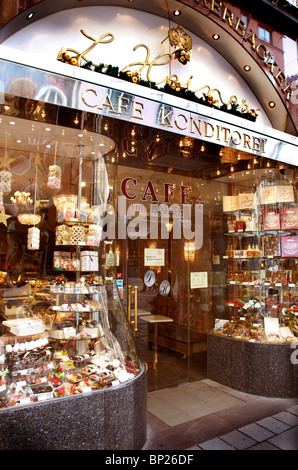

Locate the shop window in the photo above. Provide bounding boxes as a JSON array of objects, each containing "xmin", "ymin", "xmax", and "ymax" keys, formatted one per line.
[{"xmin": 258, "ymin": 26, "xmax": 271, "ymax": 43}]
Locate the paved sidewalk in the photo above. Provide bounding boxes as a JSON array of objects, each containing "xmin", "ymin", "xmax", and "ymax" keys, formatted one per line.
[
  {"xmin": 144, "ymin": 380, "xmax": 298, "ymax": 450},
  {"xmin": 189, "ymin": 406, "xmax": 298, "ymax": 450}
]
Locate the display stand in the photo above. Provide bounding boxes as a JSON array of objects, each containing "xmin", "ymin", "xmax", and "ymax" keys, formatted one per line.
[
  {"xmin": 0, "ymin": 361, "xmax": 147, "ymax": 450},
  {"xmin": 207, "ymin": 332, "xmax": 298, "ymax": 398}
]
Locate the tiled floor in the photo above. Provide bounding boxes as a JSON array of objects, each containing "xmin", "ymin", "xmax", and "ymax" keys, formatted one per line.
[
  {"xmin": 143, "ymin": 379, "xmax": 298, "ymax": 450},
  {"xmin": 193, "ymin": 409, "xmax": 298, "ymax": 450}
]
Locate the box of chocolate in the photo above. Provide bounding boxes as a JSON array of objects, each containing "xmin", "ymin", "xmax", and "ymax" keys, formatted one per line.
[
  {"xmin": 281, "ymin": 235, "xmax": 298, "ymax": 258},
  {"xmin": 262, "ymin": 235, "xmax": 280, "ymax": 257},
  {"xmin": 238, "ymin": 192, "xmax": 257, "ymax": 210},
  {"xmin": 260, "ymin": 186, "xmax": 276, "ymax": 205},
  {"xmin": 280, "ymin": 207, "xmax": 298, "ymax": 230},
  {"xmin": 262, "ymin": 209, "xmax": 280, "ymax": 230},
  {"xmin": 223, "ymin": 195, "xmax": 238, "ymax": 212},
  {"xmin": 276, "ymin": 185, "xmax": 294, "ymax": 203}
]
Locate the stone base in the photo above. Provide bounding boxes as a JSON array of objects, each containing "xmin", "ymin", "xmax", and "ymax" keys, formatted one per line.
[
  {"xmin": 207, "ymin": 333, "xmax": 298, "ymax": 398},
  {"xmin": 0, "ymin": 362, "xmax": 147, "ymax": 450}
]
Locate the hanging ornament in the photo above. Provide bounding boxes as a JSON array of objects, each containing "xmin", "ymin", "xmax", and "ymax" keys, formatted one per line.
[
  {"xmin": 27, "ymin": 226, "xmax": 40, "ymax": 250},
  {"xmin": 47, "ymin": 142, "xmax": 61, "ymax": 189},
  {"xmin": 27, "ymin": 146, "xmax": 41, "ymax": 247},
  {"xmin": 0, "ymin": 136, "xmax": 12, "ymax": 193}
]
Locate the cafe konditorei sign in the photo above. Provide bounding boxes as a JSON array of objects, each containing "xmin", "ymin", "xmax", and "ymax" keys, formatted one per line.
[{"xmin": 57, "ymin": 26, "xmax": 260, "ymax": 122}]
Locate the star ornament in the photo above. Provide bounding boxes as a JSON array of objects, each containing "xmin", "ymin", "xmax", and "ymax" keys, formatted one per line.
[{"xmin": 0, "ymin": 208, "xmax": 12, "ymax": 226}]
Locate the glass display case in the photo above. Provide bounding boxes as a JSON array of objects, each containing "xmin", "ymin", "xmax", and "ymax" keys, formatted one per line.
[
  {"xmin": 212, "ymin": 168, "xmax": 298, "ymax": 344},
  {"xmin": 0, "ymin": 126, "xmax": 141, "ymax": 411}
]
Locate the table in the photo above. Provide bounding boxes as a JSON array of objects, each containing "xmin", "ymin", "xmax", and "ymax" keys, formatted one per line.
[{"xmin": 140, "ymin": 314, "xmax": 173, "ymax": 368}]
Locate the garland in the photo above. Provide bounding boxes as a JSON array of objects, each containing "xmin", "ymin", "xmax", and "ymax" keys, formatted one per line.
[{"xmin": 81, "ymin": 61, "xmax": 258, "ymax": 122}]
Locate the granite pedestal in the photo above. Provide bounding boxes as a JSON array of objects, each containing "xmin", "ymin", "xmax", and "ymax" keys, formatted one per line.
[
  {"xmin": 207, "ymin": 333, "xmax": 298, "ymax": 398},
  {"xmin": 0, "ymin": 362, "xmax": 147, "ymax": 450}
]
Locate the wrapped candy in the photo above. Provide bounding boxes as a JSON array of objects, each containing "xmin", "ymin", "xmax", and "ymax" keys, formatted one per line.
[
  {"xmin": 47, "ymin": 165, "xmax": 61, "ymax": 189},
  {"xmin": 27, "ymin": 226, "xmax": 40, "ymax": 250}
]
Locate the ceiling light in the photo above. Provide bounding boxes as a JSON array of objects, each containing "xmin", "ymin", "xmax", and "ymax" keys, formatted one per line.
[
  {"xmin": 212, "ymin": 34, "xmax": 220, "ymax": 40},
  {"xmin": 173, "ymin": 10, "xmax": 181, "ymax": 16},
  {"xmin": 9, "ymin": 121, "xmax": 15, "ymax": 125},
  {"xmin": 268, "ymin": 101, "xmax": 276, "ymax": 108},
  {"xmin": 46, "ymin": 144, "xmax": 51, "ymax": 148},
  {"xmin": 16, "ymin": 139, "xmax": 22, "ymax": 143},
  {"xmin": 26, "ymin": 12, "xmax": 35, "ymax": 20},
  {"xmin": 45, "ymin": 127, "xmax": 51, "ymax": 131},
  {"xmin": 78, "ymin": 133, "xmax": 83, "ymax": 137},
  {"xmin": 244, "ymin": 65, "xmax": 251, "ymax": 71}
]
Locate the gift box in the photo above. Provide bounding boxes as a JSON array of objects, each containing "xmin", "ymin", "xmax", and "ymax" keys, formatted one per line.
[
  {"xmin": 260, "ymin": 186, "xmax": 276, "ymax": 205},
  {"xmin": 223, "ymin": 195, "xmax": 238, "ymax": 212},
  {"xmin": 280, "ymin": 207, "xmax": 298, "ymax": 230},
  {"xmin": 3, "ymin": 317, "xmax": 45, "ymax": 336},
  {"xmin": 276, "ymin": 185, "xmax": 294, "ymax": 203},
  {"xmin": 281, "ymin": 235, "xmax": 298, "ymax": 257},
  {"xmin": 235, "ymin": 220, "xmax": 246, "ymax": 232},
  {"xmin": 80, "ymin": 251, "xmax": 99, "ymax": 271},
  {"xmin": 238, "ymin": 192, "xmax": 257, "ymax": 210},
  {"xmin": 27, "ymin": 227, "xmax": 40, "ymax": 250},
  {"xmin": 262, "ymin": 209, "xmax": 280, "ymax": 230},
  {"xmin": 262, "ymin": 235, "xmax": 280, "ymax": 257}
]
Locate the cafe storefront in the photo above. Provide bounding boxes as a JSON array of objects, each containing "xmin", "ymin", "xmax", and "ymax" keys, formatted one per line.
[{"xmin": 0, "ymin": 0, "xmax": 297, "ymax": 449}]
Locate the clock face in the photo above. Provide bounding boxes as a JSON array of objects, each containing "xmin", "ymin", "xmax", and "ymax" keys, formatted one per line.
[
  {"xmin": 159, "ymin": 280, "xmax": 170, "ymax": 296},
  {"xmin": 144, "ymin": 270, "xmax": 155, "ymax": 287}
]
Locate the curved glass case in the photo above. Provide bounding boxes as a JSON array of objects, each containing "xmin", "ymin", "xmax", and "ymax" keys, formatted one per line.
[{"xmin": 0, "ymin": 115, "xmax": 141, "ymax": 410}]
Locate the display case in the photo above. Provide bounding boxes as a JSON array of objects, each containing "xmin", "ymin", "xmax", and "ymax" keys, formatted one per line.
[
  {"xmin": 0, "ymin": 144, "xmax": 142, "ymax": 410},
  {"xmin": 208, "ymin": 169, "xmax": 298, "ymax": 398},
  {"xmin": 212, "ymin": 170, "xmax": 298, "ymax": 345}
]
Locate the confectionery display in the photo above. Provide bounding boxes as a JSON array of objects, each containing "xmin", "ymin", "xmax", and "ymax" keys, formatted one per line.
[
  {"xmin": 217, "ymin": 181, "xmax": 298, "ymax": 343},
  {"xmin": 0, "ymin": 154, "xmax": 141, "ymax": 413}
]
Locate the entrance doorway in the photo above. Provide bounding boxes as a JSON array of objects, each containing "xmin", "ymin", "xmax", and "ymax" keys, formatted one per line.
[{"xmin": 115, "ymin": 166, "xmax": 211, "ymax": 391}]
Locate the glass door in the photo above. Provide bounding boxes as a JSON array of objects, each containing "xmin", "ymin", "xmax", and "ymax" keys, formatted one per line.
[{"xmin": 114, "ymin": 165, "xmax": 209, "ymax": 391}]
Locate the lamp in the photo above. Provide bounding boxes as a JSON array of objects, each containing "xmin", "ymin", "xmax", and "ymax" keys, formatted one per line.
[
  {"xmin": 184, "ymin": 242, "xmax": 195, "ymax": 262},
  {"xmin": 18, "ymin": 213, "xmax": 41, "ymax": 225}
]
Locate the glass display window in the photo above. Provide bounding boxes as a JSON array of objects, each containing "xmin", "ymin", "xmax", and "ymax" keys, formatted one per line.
[{"xmin": 0, "ymin": 93, "xmax": 297, "ymax": 405}]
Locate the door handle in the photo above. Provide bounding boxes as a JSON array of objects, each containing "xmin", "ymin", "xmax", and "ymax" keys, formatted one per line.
[{"xmin": 127, "ymin": 284, "xmax": 138, "ymax": 332}]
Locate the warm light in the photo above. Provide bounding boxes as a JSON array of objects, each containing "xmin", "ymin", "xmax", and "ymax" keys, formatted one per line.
[
  {"xmin": 244, "ymin": 65, "xmax": 251, "ymax": 71},
  {"xmin": 17, "ymin": 213, "xmax": 41, "ymax": 225},
  {"xmin": 268, "ymin": 101, "xmax": 276, "ymax": 108},
  {"xmin": 230, "ymin": 165, "xmax": 234, "ymax": 172},
  {"xmin": 74, "ymin": 114, "xmax": 79, "ymax": 124},
  {"xmin": 212, "ymin": 34, "xmax": 220, "ymax": 40},
  {"xmin": 184, "ymin": 242, "xmax": 196, "ymax": 262},
  {"xmin": 11, "ymin": 191, "xmax": 33, "ymax": 206},
  {"xmin": 173, "ymin": 9, "xmax": 181, "ymax": 16},
  {"xmin": 165, "ymin": 222, "xmax": 173, "ymax": 232}
]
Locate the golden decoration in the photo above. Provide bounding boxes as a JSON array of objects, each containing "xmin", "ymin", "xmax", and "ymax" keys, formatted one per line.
[
  {"xmin": 168, "ymin": 25, "xmax": 192, "ymax": 65},
  {"xmin": 0, "ymin": 208, "xmax": 11, "ymax": 227},
  {"xmin": 124, "ymin": 70, "xmax": 140, "ymax": 84},
  {"xmin": 57, "ymin": 30, "xmax": 114, "ymax": 67},
  {"xmin": 17, "ymin": 213, "xmax": 41, "ymax": 225}
]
